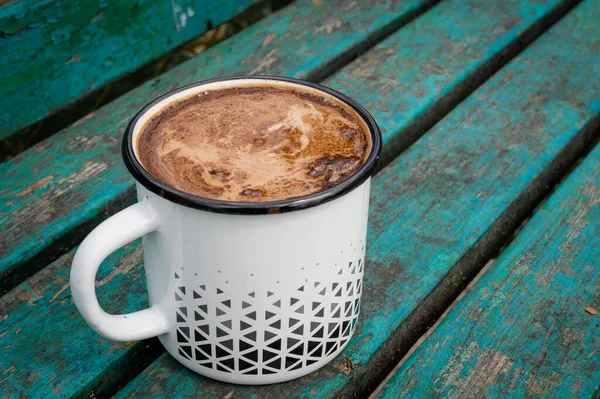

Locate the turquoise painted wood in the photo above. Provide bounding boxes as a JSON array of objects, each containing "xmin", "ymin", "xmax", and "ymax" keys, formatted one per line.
[
  {"xmin": 0, "ymin": 0, "xmax": 259, "ymax": 145},
  {"xmin": 0, "ymin": 0, "xmax": 438, "ymax": 294},
  {"xmin": 2, "ymin": 0, "xmax": 597, "ymax": 397},
  {"xmin": 0, "ymin": 0, "xmax": 574, "ymax": 294},
  {"xmin": 326, "ymin": 0, "xmax": 575, "ymax": 162},
  {"xmin": 0, "ymin": 244, "xmax": 156, "ymax": 398},
  {"xmin": 376, "ymin": 143, "xmax": 600, "ymax": 399},
  {"xmin": 114, "ymin": 0, "xmax": 600, "ymax": 396}
]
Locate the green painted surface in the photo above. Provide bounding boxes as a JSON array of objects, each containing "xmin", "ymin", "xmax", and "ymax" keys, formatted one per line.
[
  {"xmin": 1, "ymin": 0, "xmax": 597, "ymax": 397},
  {"xmin": 377, "ymin": 143, "xmax": 600, "ymax": 399},
  {"xmin": 114, "ymin": 0, "xmax": 600, "ymax": 396},
  {"xmin": 0, "ymin": 0, "xmax": 572, "ymax": 295},
  {"xmin": 0, "ymin": 0, "xmax": 259, "ymax": 143},
  {"xmin": 0, "ymin": 243, "xmax": 156, "ymax": 398},
  {"xmin": 0, "ymin": 0, "xmax": 440, "ymax": 293}
]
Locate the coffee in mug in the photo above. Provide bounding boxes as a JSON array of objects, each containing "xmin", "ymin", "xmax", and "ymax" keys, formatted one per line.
[{"xmin": 136, "ymin": 84, "xmax": 371, "ymax": 201}]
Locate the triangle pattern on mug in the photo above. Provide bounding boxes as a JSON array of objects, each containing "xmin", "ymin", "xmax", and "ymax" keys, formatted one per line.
[{"xmin": 173, "ymin": 258, "xmax": 363, "ymax": 375}]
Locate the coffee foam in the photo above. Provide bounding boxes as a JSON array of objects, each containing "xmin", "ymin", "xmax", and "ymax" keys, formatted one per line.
[{"xmin": 135, "ymin": 82, "xmax": 371, "ymax": 202}]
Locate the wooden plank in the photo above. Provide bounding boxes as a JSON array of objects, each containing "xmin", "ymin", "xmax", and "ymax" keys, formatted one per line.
[
  {"xmin": 0, "ymin": 0, "xmax": 575, "ymax": 295},
  {"xmin": 2, "ymin": 0, "xmax": 596, "ymax": 397},
  {"xmin": 0, "ymin": 0, "xmax": 439, "ymax": 295},
  {"xmin": 375, "ymin": 142, "xmax": 600, "ymax": 399},
  {"xmin": 113, "ymin": 0, "xmax": 600, "ymax": 397},
  {"xmin": 0, "ymin": 0, "xmax": 260, "ymax": 146},
  {"xmin": 0, "ymin": 243, "xmax": 165, "ymax": 398}
]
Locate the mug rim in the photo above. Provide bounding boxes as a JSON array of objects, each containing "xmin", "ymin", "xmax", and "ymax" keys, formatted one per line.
[{"xmin": 122, "ymin": 76, "xmax": 382, "ymax": 215}]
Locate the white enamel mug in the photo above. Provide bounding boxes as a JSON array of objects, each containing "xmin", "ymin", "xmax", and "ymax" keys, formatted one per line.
[{"xmin": 70, "ymin": 76, "xmax": 381, "ymax": 384}]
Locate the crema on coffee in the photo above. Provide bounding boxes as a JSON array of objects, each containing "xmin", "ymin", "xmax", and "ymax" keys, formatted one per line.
[{"xmin": 136, "ymin": 84, "xmax": 371, "ymax": 202}]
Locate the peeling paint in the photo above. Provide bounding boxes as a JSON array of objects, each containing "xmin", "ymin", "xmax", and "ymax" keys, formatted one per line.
[{"xmin": 15, "ymin": 176, "xmax": 54, "ymax": 198}]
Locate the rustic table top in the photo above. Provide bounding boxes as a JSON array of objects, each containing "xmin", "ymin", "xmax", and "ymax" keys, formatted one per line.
[{"xmin": 1, "ymin": 0, "xmax": 599, "ymax": 398}]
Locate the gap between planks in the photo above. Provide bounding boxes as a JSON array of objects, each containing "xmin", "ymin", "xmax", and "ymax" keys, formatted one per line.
[
  {"xmin": 0, "ymin": 0, "xmax": 294, "ymax": 162},
  {"xmin": 0, "ymin": 2, "xmax": 596, "ymax": 396},
  {"xmin": 0, "ymin": 0, "xmax": 581, "ymax": 297},
  {"xmin": 365, "ymin": 128, "xmax": 600, "ymax": 398},
  {"xmin": 352, "ymin": 113, "xmax": 600, "ymax": 399},
  {"xmin": 0, "ymin": 0, "xmax": 442, "ymax": 162},
  {"xmin": 368, "ymin": 258, "xmax": 497, "ymax": 399},
  {"xmin": 0, "ymin": 0, "xmax": 448, "ymax": 295},
  {"xmin": 376, "ymin": 0, "xmax": 584, "ymax": 168},
  {"xmin": 91, "ymin": 3, "xmax": 600, "ymax": 395}
]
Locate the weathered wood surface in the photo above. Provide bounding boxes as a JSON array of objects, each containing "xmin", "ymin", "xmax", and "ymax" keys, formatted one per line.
[
  {"xmin": 114, "ymin": 0, "xmax": 600, "ymax": 396},
  {"xmin": 2, "ymin": 0, "xmax": 597, "ymax": 397},
  {"xmin": 376, "ymin": 142, "xmax": 600, "ymax": 399},
  {"xmin": 326, "ymin": 0, "xmax": 579, "ymax": 165},
  {"xmin": 0, "ymin": 0, "xmax": 260, "ymax": 147},
  {"xmin": 0, "ymin": 0, "xmax": 439, "ymax": 295},
  {"xmin": 0, "ymin": 0, "xmax": 575, "ymax": 296},
  {"xmin": 0, "ymin": 243, "xmax": 163, "ymax": 398}
]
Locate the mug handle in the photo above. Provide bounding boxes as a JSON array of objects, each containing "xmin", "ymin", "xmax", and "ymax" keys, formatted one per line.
[{"xmin": 70, "ymin": 201, "xmax": 169, "ymax": 341}]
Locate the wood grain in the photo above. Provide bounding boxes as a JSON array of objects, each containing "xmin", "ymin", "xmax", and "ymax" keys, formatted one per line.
[
  {"xmin": 0, "ymin": 0, "xmax": 438, "ymax": 294},
  {"xmin": 376, "ymin": 144, "xmax": 600, "ymax": 399},
  {"xmin": 325, "ymin": 0, "xmax": 579, "ymax": 165},
  {"xmin": 113, "ymin": 0, "xmax": 600, "ymax": 396},
  {"xmin": 0, "ymin": 0, "xmax": 259, "ymax": 144},
  {"xmin": 0, "ymin": 243, "xmax": 164, "ymax": 398},
  {"xmin": 0, "ymin": 0, "xmax": 574, "ymax": 295},
  {"xmin": 2, "ymin": 0, "xmax": 598, "ymax": 397}
]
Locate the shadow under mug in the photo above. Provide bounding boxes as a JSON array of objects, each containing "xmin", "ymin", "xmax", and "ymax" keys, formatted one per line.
[{"xmin": 70, "ymin": 76, "xmax": 382, "ymax": 384}]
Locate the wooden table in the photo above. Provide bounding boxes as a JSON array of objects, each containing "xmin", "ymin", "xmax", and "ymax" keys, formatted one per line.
[{"xmin": 1, "ymin": 0, "xmax": 599, "ymax": 397}]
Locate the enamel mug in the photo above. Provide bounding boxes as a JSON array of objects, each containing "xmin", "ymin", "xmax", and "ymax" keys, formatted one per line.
[{"xmin": 70, "ymin": 76, "xmax": 382, "ymax": 384}]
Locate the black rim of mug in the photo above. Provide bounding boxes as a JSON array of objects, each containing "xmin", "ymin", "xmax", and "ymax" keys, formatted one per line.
[{"xmin": 122, "ymin": 76, "xmax": 382, "ymax": 215}]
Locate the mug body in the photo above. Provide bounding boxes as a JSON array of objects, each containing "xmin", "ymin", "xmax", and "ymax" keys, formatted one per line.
[
  {"xmin": 138, "ymin": 178, "xmax": 370, "ymax": 384},
  {"xmin": 116, "ymin": 76, "xmax": 382, "ymax": 384}
]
